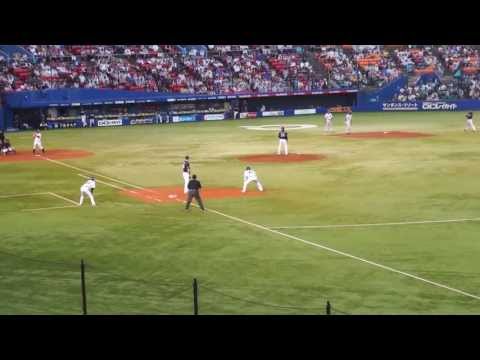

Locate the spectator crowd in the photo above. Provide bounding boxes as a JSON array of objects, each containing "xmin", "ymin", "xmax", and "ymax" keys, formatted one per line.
[{"xmin": 1, "ymin": 45, "xmax": 479, "ymax": 100}]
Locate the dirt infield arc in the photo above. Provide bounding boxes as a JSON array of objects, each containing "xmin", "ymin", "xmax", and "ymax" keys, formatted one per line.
[
  {"xmin": 238, "ymin": 153, "xmax": 326, "ymax": 163},
  {"xmin": 336, "ymin": 131, "xmax": 432, "ymax": 139},
  {"xmin": 121, "ymin": 186, "xmax": 265, "ymax": 203},
  {"xmin": 0, "ymin": 149, "xmax": 94, "ymax": 162}
]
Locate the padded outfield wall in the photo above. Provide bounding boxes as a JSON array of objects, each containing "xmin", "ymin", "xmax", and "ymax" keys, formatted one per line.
[
  {"xmin": 0, "ymin": 88, "xmax": 358, "ymax": 129},
  {"xmin": 2, "ymin": 83, "xmax": 480, "ymax": 130}
]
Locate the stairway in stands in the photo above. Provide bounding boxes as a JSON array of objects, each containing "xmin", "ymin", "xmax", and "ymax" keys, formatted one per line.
[{"xmin": 0, "ymin": 45, "xmax": 33, "ymax": 60}]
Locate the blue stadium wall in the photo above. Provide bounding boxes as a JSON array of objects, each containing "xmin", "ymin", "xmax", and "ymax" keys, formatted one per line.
[
  {"xmin": 2, "ymin": 79, "xmax": 480, "ymax": 129},
  {"xmin": 0, "ymin": 88, "xmax": 357, "ymax": 128}
]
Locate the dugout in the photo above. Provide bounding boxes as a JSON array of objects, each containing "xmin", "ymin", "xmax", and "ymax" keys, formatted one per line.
[{"xmin": 243, "ymin": 92, "xmax": 357, "ymax": 112}]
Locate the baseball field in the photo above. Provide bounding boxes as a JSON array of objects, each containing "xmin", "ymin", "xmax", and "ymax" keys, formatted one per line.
[{"xmin": 2, "ymin": 111, "xmax": 480, "ymax": 315}]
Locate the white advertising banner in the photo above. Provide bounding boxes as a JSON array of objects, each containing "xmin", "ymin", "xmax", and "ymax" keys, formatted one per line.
[
  {"xmin": 294, "ymin": 109, "xmax": 316, "ymax": 115},
  {"xmin": 204, "ymin": 114, "xmax": 225, "ymax": 121},
  {"xmin": 97, "ymin": 119, "xmax": 123, "ymax": 127}
]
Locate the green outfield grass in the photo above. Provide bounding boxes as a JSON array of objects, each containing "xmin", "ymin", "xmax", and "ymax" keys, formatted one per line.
[{"xmin": 2, "ymin": 111, "xmax": 480, "ymax": 314}]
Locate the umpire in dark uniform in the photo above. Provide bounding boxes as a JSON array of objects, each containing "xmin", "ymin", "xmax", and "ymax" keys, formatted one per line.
[{"xmin": 185, "ymin": 174, "xmax": 205, "ymax": 210}]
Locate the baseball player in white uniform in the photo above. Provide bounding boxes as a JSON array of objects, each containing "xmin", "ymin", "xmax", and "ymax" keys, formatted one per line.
[
  {"xmin": 324, "ymin": 111, "xmax": 334, "ymax": 133},
  {"xmin": 345, "ymin": 111, "xmax": 352, "ymax": 134},
  {"xmin": 242, "ymin": 166, "xmax": 264, "ymax": 193},
  {"xmin": 182, "ymin": 156, "xmax": 191, "ymax": 193},
  {"xmin": 1, "ymin": 138, "xmax": 15, "ymax": 156},
  {"xmin": 277, "ymin": 126, "xmax": 288, "ymax": 155},
  {"xmin": 465, "ymin": 112, "xmax": 476, "ymax": 132},
  {"xmin": 32, "ymin": 129, "xmax": 45, "ymax": 154},
  {"xmin": 79, "ymin": 177, "xmax": 96, "ymax": 206},
  {"xmin": 81, "ymin": 112, "xmax": 87, "ymax": 127}
]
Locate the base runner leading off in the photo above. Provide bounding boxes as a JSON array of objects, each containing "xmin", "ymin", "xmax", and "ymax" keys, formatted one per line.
[
  {"xmin": 242, "ymin": 166, "xmax": 264, "ymax": 193},
  {"xmin": 32, "ymin": 129, "xmax": 46, "ymax": 154},
  {"xmin": 182, "ymin": 155, "xmax": 191, "ymax": 193},
  {"xmin": 79, "ymin": 177, "xmax": 96, "ymax": 206}
]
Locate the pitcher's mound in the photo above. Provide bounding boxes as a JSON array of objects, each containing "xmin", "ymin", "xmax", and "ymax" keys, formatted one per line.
[
  {"xmin": 0, "ymin": 149, "xmax": 94, "ymax": 162},
  {"xmin": 120, "ymin": 186, "xmax": 265, "ymax": 203},
  {"xmin": 336, "ymin": 131, "xmax": 432, "ymax": 139},
  {"xmin": 238, "ymin": 153, "xmax": 326, "ymax": 163}
]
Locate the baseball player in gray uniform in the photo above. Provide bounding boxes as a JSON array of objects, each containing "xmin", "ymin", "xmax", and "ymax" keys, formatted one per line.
[{"xmin": 182, "ymin": 156, "xmax": 191, "ymax": 193}]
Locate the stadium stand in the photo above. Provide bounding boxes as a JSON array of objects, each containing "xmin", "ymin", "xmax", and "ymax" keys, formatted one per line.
[{"xmin": 1, "ymin": 45, "xmax": 480, "ymax": 100}]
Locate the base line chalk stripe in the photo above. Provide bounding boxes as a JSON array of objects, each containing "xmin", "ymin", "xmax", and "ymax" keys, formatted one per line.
[
  {"xmin": 47, "ymin": 158, "xmax": 480, "ymax": 301},
  {"xmin": 22, "ymin": 205, "xmax": 78, "ymax": 212},
  {"xmin": 42, "ymin": 157, "xmax": 145, "ymax": 190},
  {"xmin": 269, "ymin": 217, "xmax": 480, "ymax": 230},
  {"xmin": 78, "ymin": 174, "xmax": 126, "ymax": 191},
  {"xmin": 0, "ymin": 192, "xmax": 50, "ymax": 199},
  {"xmin": 77, "ymin": 174, "xmax": 161, "ymax": 202},
  {"xmin": 48, "ymin": 192, "xmax": 79, "ymax": 206},
  {"xmin": 174, "ymin": 199, "xmax": 480, "ymax": 301}
]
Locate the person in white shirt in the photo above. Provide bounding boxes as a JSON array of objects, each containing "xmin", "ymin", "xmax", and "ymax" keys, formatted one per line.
[
  {"xmin": 345, "ymin": 111, "xmax": 353, "ymax": 134},
  {"xmin": 32, "ymin": 129, "xmax": 45, "ymax": 154},
  {"xmin": 242, "ymin": 166, "xmax": 264, "ymax": 193},
  {"xmin": 81, "ymin": 112, "xmax": 87, "ymax": 127},
  {"xmin": 79, "ymin": 177, "xmax": 96, "ymax": 206},
  {"xmin": 324, "ymin": 111, "xmax": 334, "ymax": 133}
]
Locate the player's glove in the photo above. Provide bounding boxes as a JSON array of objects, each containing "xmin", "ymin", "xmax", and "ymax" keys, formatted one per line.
[{"xmin": 91, "ymin": 189, "xmax": 94, "ymax": 193}]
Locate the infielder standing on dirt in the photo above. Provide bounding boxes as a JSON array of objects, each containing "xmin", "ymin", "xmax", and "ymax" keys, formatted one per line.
[
  {"xmin": 277, "ymin": 126, "xmax": 288, "ymax": 155},
  {"xmin": 242, "ymin": 166, "xmax": 264, "ymax": 193},
  {"xmin": 465, "ymin": 112, "xmax": 476, "ymax": 132},
  {"xmin": 345, "ymin": 111, "xmax": 352, "ymax": 134},
  {"xmin": 32, "ymin": 129, "xmax": 45, "ymax": 154},
  {"xmin": 324, "ymin": 111, "xmax": 334, "ymax": 133},
  {"xmin": 182, "ymin": 156, "xmax": 191, "ymax": 193},
  {"xmin": 79, "ymin": 177, "xmax": 96, "ymax": 206}
]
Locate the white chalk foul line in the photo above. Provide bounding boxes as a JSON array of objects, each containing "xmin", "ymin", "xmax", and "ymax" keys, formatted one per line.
[
  {"xmin": 45, "ymin": 157, "xmax": 160, "ymax": 199},
  {"xmin": 42, "ymin": 157, "xmax": 145, "ymax": 190},
  {"xmin": 0, "ymin": 192, "xmax": 50, "ymax": 199},
  {"xmin": 46, "ymin": 156, "xmax": 480, "ymax": 301},
  {"xmin": 78, "ymin": 174, "xmax": 126, "ymax": 191},
  {"xmin": 269, "ymin": 217, "xmax": 480, "ymax": 230},
  {"xmin": 48, "ymin": 192, "xmax": 79, "ymax": 206},
  {"xmin": 174, "ymin": 198, "xmax": 480, "ymax": 301},
  {"xmin": 77, "ymin": 174, "xmax": 162, "ymax": 202},
  {"xmin": 23, "ymin": 205, "xmax": 78, "ymax": 212}
]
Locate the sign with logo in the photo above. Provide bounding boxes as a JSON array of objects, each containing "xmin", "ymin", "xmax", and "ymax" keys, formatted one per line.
[
  {"xmin": 130, "ymin": 118, "xmax": 154, "ymax": 125},
  {"xmin": 262, "ymin": 111, "xmax": 285, "ymax": 117},
  {"xmin": 204, "ymin": 114, "xmax": 225, "ymax": 121},
  {"xmin": 239, "ymin": 112, "xmax": 258, "ymax": 119},
  {"xmin": 422, "ymin": 102, "xmax": 458, "ymax": 111},
  {"xmin": 382, "ymin": 103, "xmax": 419, "ymax": 111},
  {"xmin": 294, "ymin": 108, "xmax": 316, "ymax": 115},
  {"xmin": 172, "ymin": 115, "xmax": 196, "ymax": 123},
  {"xmin": 97, "ymin": 119, "xmax": 123, "ymax": 127}
]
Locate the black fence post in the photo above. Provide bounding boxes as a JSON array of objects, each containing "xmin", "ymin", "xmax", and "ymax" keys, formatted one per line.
[
  {"xmin": 193, "ymin": 278, "xmax": 199, "ymax": 315},
  {"xmin": 81, "ymin": 259, "xmax": 87, "ymax": 315},
  {"xmin": 326, "ymin": 300, "xmax": 331, "ymax": 315}
]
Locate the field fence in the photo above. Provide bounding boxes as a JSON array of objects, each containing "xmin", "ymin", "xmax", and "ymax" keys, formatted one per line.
[{"xmin": 0, "ymin": 252, "xmax": 351, "ymax": 315}]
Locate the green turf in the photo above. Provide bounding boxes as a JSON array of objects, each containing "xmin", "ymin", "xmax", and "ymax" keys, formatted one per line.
[{"xmin": 2, "ymin": 111, "xmax": 480, "ymax": 314}]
